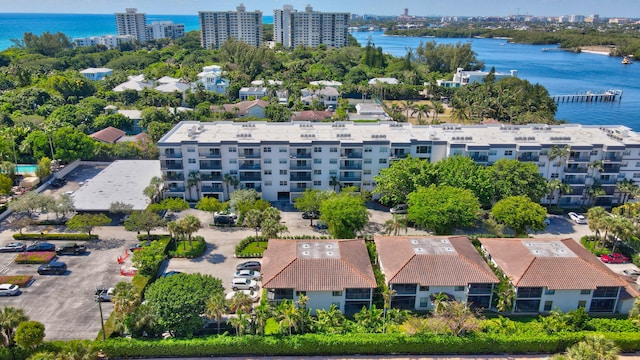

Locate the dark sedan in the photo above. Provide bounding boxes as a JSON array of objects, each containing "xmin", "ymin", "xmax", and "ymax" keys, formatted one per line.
[
  {"xmin": 236, "ymin": 261, "xmax": 261, "ymax": 272},
  {"xmin": 37, "ymin": 261, "xmax": 67, "ymax": 275},
  {"xmin": 26, "ymin": 242, "xmax": 56, "ymax": 252}
]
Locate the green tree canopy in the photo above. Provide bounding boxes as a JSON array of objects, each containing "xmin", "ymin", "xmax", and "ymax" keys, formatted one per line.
[
  {"xmin": 294, "ymin": 189, "xmax": 332, "ymax": 225},
  {"xmin": 144, "ymin": 273, "xmax": 224, "ymax": 337},
  {"xmin": 319, "ymin": 192, "xmax": 369, "ymax": 239},
  {"xmin": 14, "ymin": 320, "xmax": 45, "ymax": 350},
  {"xmin": 490, "ymin": 195, "xmax": 547, "ymax": 237},
  {"xmin": 65, "ymin": 213, "xmax": 111, "ymax": 236},
  {"xmin": 124, "ymin": 211, "xmax": 165, "ymax": 240},
  {"xmin": 407, "ymin": 184, "xmax": 480, "ymax": 235},
  {"xmin": 373, "ymin": 156, "xmax": 434, "ymax": 206},
  {"xmin": 491, "ymin": 159, "xmax": 548, "ymax": 203}
]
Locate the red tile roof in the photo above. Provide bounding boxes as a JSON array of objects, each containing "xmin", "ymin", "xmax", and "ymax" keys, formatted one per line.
[
  {"xmin": 213, "ymin": 99, "xmax": 268, "ymax": 115},
  {"xmin": 262, "ymin": 239, "xmax": 376, "ymax": 291},
  {"xmin": 374, "ymin": 236, "xmax": 499, "ymax": 286},
  {"xmin": 89, "ymin": 126, "xmax": 126, "ymax": 144},
  {"xmin": 479, "ymin": 238, "xmax": 631, "ymax": 290},
  {"xmin": 291, "ymin": 110, "xmax": 334, "ymax": 121}
]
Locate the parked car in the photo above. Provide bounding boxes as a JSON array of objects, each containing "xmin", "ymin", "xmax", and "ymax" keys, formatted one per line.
[
  {"xmin": 214, "ymin": 214, "xmax": 236, "ymax": 225},
  {"xmin": 544, "ymin": 217, "xmax": 551, "ymax": 226},
  {"xmin": 568, "ymin": 212, "xmax": 587, "ymax": 224},
  {"xmin": 601, "ymin": 253, "xmax": 629, "ymax": 264},
  {"xmin": 37, "ymin": 261, "xmax": 67, "ymax": 275},
  {"xmin": 94, "ymin": 287, "xmax": 115, "ymax": 302},
  {"xmin": 162, "ymin": 270, "xmax": 183, "ymax": 277},
  {"xmin": 302, "ymin": 211, "xmax": 320, "ymax": 220},
  {"xmin": 0, "ymin": 242, "xmax": 26, "ymax": 253},
  {"xmin": 231, "ymin": 277, "xmax": 258, "ymax": 291},
  {"xmin": 56, "ymin": 242, "xmax": 87, "ymax": 255},
  {"xmin": 236, "ymin": 261, "xmax": 261, "ymax": 272},
  {"xmin": 315, "ymin": 221, "xmax": 328, "ymax": 230},
  {"xmin": 225, "ymin": 289, "xmax": 260, "ymax": 302},
  {"xmin": 234, "ymin": 269, "xmax": 261, "ymax": 280},
  {"xmin": 0, "ymin": 284, "xmax": 19, "ymax": 296},
  {"xmin": 129, "ymin": 241, "xmax": 151, "ymax": 252},
  {"xmin": 390, "ymin": 204, "xmax": 408, "ymax": 214},
  {"xmin": 623, "ymin": 269, "xmax": 640, "ymax": 276},
  {"xmin": 26, "ymin": 242, "xmax": 56, "ymax": 252}
]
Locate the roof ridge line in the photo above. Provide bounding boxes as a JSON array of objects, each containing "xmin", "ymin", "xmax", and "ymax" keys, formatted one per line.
[{"xmin": 261, "ymin": 256, "xmax": 297, "ymax": 288}]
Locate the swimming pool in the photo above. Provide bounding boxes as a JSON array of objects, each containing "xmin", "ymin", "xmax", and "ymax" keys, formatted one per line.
[{"xmin": 15, "ymin": 165, "xmax": 38, "ymax": 175}]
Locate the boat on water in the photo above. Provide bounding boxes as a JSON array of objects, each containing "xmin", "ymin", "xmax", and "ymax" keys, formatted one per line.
[{"xmin": 622, "ymin": 56, "xmax": 633, "ymax": 65}]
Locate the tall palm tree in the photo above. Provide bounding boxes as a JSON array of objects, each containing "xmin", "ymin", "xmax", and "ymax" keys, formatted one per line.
[
  {"xmin": 227, "ymin": 310, "xmax": 250, "ymax": 337},
  {"xmin": 187, "ymin": 171, "xmax": 201, "ymax": 201},
  {"xmin": 412, "ymin": 103, "xmax": 433, "ymax": 125},
  {"xmin": 610, "ymin": 217, "xmax": 634, "ymax": 253},
  {"xmin": 296, "ymin": 294, "xmax": 310, "ymax": 334},
  {"xmin": 431, "ymin": 100, "xmax": 444, "ymax": 123},
  {"xmin": 244, "ymin": 209, "xmax": 262, "ymax": 237},
  {"xmin": 587, "ymin": 206, "xmax": 607, "ymax": 244},
  {"xmin": 556, "ymin": 182, "xmax": 571, "ymax": 208},
  {"xmin": 383, "ymin": 214, "xmax": 408, "ymax": 236},
  {"xmin": 276, "ymin": 300, "xmax": 299, "ymax": 336},
  {"xmin": 382, "ymin": 287, "xmax": 397, "ymax": 333},
  {"xmin": 0, "ymin": 306, "xmax": 28, "ymax": 347},
  {"xmin": 617, "ymin": 178, "xmax": 638, "ymax": 204},
  {"xmin": 565, "ymin": 334, "xmax": 619, "ymax": 360},
  {"xmin": 205, "ymin": 293, "xmax": 227, "ymax": 335},
  {"xmin": 402, "ymin": 100, "xmax": 415, "ymax": 121},
  {"xmin": 546, "ymin": 179, "xmax": 562, "ymax": 207},
  {"xmin": 179, "ymin": 214, "xmax": 201, "ymax": 248},
  {"xmin": 548, "ymin": 145, "xmax": 570, "ymax": 178},
  {"xmin": 228, "ymin": 292, "xmax": 253, "ymax": 314},
  {"xmin": 222, "ymin": 174, "xmax": 239, "ymax": 201},
  {"xmin": 329, "ymin": 176, "xmax": 340, "ymax": 192},
  {"xmin": 495, "ymin": 278, "xmax": 515, "ymax": 313},
  {"xmin": 587, "ymin": 181, "xmax": 606, "ymax": 207},
  {"xmin": 251, "ymin": 304, "xmax": 272, "ymax": 335}
]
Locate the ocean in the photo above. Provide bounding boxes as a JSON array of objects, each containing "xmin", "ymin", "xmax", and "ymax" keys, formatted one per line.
[{"xmin": 0, "ymin": 14, "xmax": 638, "ymax": 130}]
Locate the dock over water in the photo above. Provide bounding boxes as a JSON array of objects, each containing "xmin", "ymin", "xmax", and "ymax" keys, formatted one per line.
[{"xmin": 551, "ymin": 90, "xmax": 623, "ymax": 103}]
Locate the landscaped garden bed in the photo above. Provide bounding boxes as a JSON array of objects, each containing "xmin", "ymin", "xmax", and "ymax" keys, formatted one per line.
[
  {"xmin": 15, "ymin": 251, "xmax": 56, "ymax": 264},
  {"xmin": 235, "ymin": 236, "xmax": 268, "ymax": 258},
  {"xmin": 0, "ymin": 275, "xmax": 33, "ymax": 287},
  {"xmin": 168, "ymin": 236, "xmax": 207, "ymax": 258}
]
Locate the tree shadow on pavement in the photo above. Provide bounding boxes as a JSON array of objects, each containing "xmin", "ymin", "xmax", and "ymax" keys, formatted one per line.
[{"xmin": 87, "ymin": 238, "xmax": 126, "ymax": 250}]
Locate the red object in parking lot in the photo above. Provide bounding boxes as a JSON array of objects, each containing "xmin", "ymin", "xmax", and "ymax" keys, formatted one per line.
[{"xmin": 600, "ymin": 253, "xmax": 629, "ymax": 264}]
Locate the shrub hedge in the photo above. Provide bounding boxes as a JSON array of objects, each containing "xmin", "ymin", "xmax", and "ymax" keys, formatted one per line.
[
  {"xmin": 14, "ymin": 252, "xmax": 56, "ymax": 264},
  {"xmin": 168, "ymin": 236, "xmax": 206, "ymax": 258},
  {"xmin": 136, "ymin": 234, "xmax": 170, "ymax": 241},
  {"xmin": 94, "ymin": 332, "xmax": 640, "ymax": 358},
  {"xmin": 13, "ymin": 233, "xmax": 97, "ymax": 241},
  {"xmin": 235, "ymin": 235, "xmax": 268, "ymax": 258}
]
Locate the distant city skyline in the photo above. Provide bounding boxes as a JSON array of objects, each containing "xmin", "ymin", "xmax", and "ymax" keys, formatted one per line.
[{"xmin": 2, "ymin": 0, "xmax": 640, "ymax": 18}]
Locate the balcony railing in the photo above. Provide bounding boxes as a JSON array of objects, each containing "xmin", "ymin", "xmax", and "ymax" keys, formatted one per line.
[
  {"xmin": 290, "ymin": 187, "xmax": 309, "ymax": 193},
  {"xmin": 563, "ymin": 178, "xmax": 586, "ymax": 185},
  {"xmin": 200, "ymin": 162, "xmax": 222, "ymax": 170},
  {"xmin": 239, "ymin": 163, "xmax": 261, "ymax": 170},
  {"xmin": 518, "ymin": 155, "xmax": 540, "ymax": 162},
  {"xmin": 598, "ymin": 178, "xmax": 618, "ymax": 185},
  {"xmin": 239, "ymin": 175, "xmax": 261, "ymax": 182},
  {"xmin": 290, "ymin": 164, "xmax": 312, "ymax": 170},
  {"xmin": 164, "ymin": 163, "xmax": 183, "ymax": 170},
  {"xmin": 341, "ymin": 152, "xmax": 363, "ymax": 159},
  {"xmin": 290, "ymin": 175, "xmax": 312, "ymax": 181},
  {"xmin": 470, "ymin": 155, "xmax": 489, "ymax": 163},
  {"xmin": 202, "ymin": 185, "xmax": 223, "ymax": 192},
  {"xmin": 340, "ymin": 163, "xmax": 362, "ymax": 170},
  {"xmin": 563, "ymin": 167, "xmax": 588, "ymax": 174},
  {"xmin": 603, "ymin": 155, "xmax": 623, "ymax": 162},
  {"xmin": 601, "ymin": 166, "xmax": 622, "ymax": 173},
  {"xmin": 164, "ymin": 187, "xmax": 185, "ymax": 193},
  {"xmin": 200, "ymin": 174, "xmax": 222, "ymax": 181},
  {"xmin": 198, "ymin": 152, "xmax": 221, "ymax": 158},
  {"xmin": 164, "ymin": 174, "xmax": 184, "ymax": 181},
  {"xmin": 568, "ymin": 156, "xmax": 591, "ymax": 162},
  {"xmin": 238, "ymin": 151, "xmax": 260, "ymax": 159},
  {"xmin": 161, "ymin": 152, "xmax": 182, "ymax": 159},
  {"xmin": 291, "ymin": 152, "xmax": 312, "ymax": 159},
  {"xmin": 340, "ymin": 175, "xmax": 362, "ymax": 182}
]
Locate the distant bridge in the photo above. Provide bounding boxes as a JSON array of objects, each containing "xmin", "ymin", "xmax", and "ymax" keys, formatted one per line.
[{"xmin": 551, "ymin": 90, "xmax": 623, "ymax": 103}]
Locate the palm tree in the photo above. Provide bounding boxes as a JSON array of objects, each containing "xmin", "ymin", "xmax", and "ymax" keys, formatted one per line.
[
  {"xmin": 548, "ymin": 145, "xmax": 570, "ymax": 178},
  {"xmin": 251, "ymin": 304, "xmax": 272, "ymax": 335},
  {"xmin": 244, "ymin": 209, "xmax": 262, "ymax": 237},
  {"xmin": 205, "ymin": 293, "xmax": 227, "ymax": 335},
  {"xmin": 296, "ymin": 294, "xmax": 310, "ymax": 334},
  {"xmin": 56, "ymin": 339, "xmax": 98, "ymax": 360},
  {"xmin": 589, "ymin": 159, "xmax": 604, "ymax": 180},
  {"xmin": 610, "ymin": 217, "xmax": 634, "ymax": 253},
  {"xmin": 112, "ymin": 282, "xmax": 141, "ymax": 316},
  {"xmin": 0, "ymin": 306, "xmax": 28, "ymax": 347},
  {"xmin": 329, "ymin": 176, "xmax": 340, "ymax": 192},
  {"xmin": 546, "ymin": 179, "xmax": 562, "ymax": 207},
  {"xmin": 587, "ymin": 206, "xmax": 607, "ymax": 244},
  {"xmin": 556, "ymin": 182, "xmax": 571, "ymax": 208},
  {"xmin": 228, "ymin": 292, "xmax": 253, "ymax": 314},
  {"xmin": 222, "ymin": 174, "xmax": 239, "ymax": 201},
  {"xmin": 187, "ymin": 171, "xmax": 201, "ymax": 201},
  {"xmin": 381, "ymin": 287, "xmax": 396, "ymax": 333},
  {"xmin": 276, "ymin": 300, "xmax": 299, "ymax": 335},
  {"xmin": 495, "ymin": 278, "xmax": 515, "ymax": 313},
  {"xmin": 617, "ymin": 178, "xmax": 638, "ymax": 204},
  {"xmin": 314, "ymin": 304, "xmax": 345, "ymax": 334},
  {"xmin": 383, "ymin": 214, "xmax": 408, "ymax": 236},
  {"xmin": 402, "ymin": 100, "xmax": 415, "ymax": 121},
  {"xmin": 412, "ymin": 103, "xmax": 433, "ymax": 125},
  {"xmin": 565, "ymin": 334, "xmax": 619, "ymax": 360},
  {"xmin": 431, "ymin": 100, "xmax": 444, "ymax": 123},
  {"xmin": 587, "ymin": 181, "xmax": 606, "ymax": 207},
  {"xmin": 227, "ymin": 310, "xmax": 250, "ymax": 337},
  {"xmin": 179, "ymin": 214, "xmax": 201, "ymax": 248},
  {"xmin": 431, "ymin": 292, "xmax": 450, "ymax": 314}
]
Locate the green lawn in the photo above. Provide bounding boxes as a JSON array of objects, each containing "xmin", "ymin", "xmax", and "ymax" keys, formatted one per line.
[{"xmin": 237, "ymin": 241, "xmax": 268, "ymax": 257}]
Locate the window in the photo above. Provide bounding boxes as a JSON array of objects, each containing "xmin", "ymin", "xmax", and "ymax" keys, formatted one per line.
[
  {"xmin": 296, "ymin": 291, "xmax": 306, "ymax": 296},
  {"xmin": 187, "ymin": 147, "xmax": 195, "ymax": 153},
  {"xmin": 364, "ymin": 158, "xmax": 372, "ymax": 164},
  {"xmin": 545, "ymin": 289, "xmax": 555, "ymax": 295},
  {"xmin": 279, "ymin": 169, "xmax": 288, "ymax": 175},
  {"xmin": 280, "ymin": 180, "xmax": 288, "ymax": 186},
  {"xmin": 332, "ymin": 291, "xmax": 342, "ymax": 297},
  {"xmin": 264, "ymin": 181, "xmax": 272, "ymax": 186},
  {"xmin": 380, "ymin": 147, "xmax": 388, "ymax": 153},
  {"xmin": 517, "ymin": 287, "xmax": 543, "ymax": 298},
  {"xmin": 593, "ymin": 287, "xmax": 619, "ymax": 298},
  {"xmin": 264, "ymin": 170, "xmax": 272, "ymax": 175},
  {"xmin": 634, "ymin": 173, "xmax": 640, "ymax": 179},
  {"xmin": 329, "ymin": 170, "xmax": 337, "ymax": 175},
  {"xmin": 379, "ymin": 159, "xmax": 387, "ymax": 164},
  {"xmin": 314, "ymin": 158, "xmax": 322, "ymax": 164},
  {"xmin": 345, "ymin": 288, "xmax": 371, "ymax": 299},
  {"xmin": 505, "ymin": 150, "xmax": 513, "ymax": 156},
  {"xmin": 416, "ymin": 146, "xmax": 431, "ymax": 154},
  {"xmin": 419, "ymin": 297, "xmax": 430, "ymax": 308},
  {"xmin": 578, "ymin": 300, "xmax": 587, "ymax": 308},
  {"xmin": 330, "ymin": 159, "xmax": 337, "ymax": 164},
  {"xmin": 364, "ymin": 146, "xmax": 372, "ymax": 153},
  {"xmin": 230, "ymin": 170, "xmax": 238, "ymax": 175},
  {"xmin": 279, "ymin": 147, "xmax": 287, "ymax": 152},
  {"xmin": 592, "ymin": 150, "xmax": 600, "ymax": 156},
  {"xmin": 314, "ymin": 170, "xmax": 322, "ymax": 175},
  {"xmin": 550, "ymin": 173, "xmax": 559, "ymax": 178},
  {"xmin": 263, "ymin": 147, "xmax": 271, "ymax": 153},
  {"xmin": 636, "ymin": 161, "xmax": 640, "ymax": 168},
  {"xmin": 188, "ymin": 158, "xmax": 196, "ymax": 164},
  {"xmin": 229, "ymin": 147, "xmax": 236, "ymax": 153},
  {"xmin": 454, "ymin": 286, "xmax": 465, "ymax": 292},
  {"xmin": 264, "ymin": 159, "xmax": 272, "ymax": 164},
  {"xmin": 279, "ymin": 158, "xmax": 287, "ymax": 164},
  {"xmin": 363, "ymin": 169, "xmax": 371, "ymax": 175},
  {"xmin": 363, "ymin": 181, "xmax": 371, "ymax": 186},
  {"xmin": 489, "ymin": 150, "xmax": 497, "ymax": 156},
  {"xmin": 580, "ymin": 289, "xmax": 591, "ymax": 295},
  {"xmin": 624, "ymin": 150, "xmax": 631, "ymax": 156},
  {"xmin": 314, "ymin": 181, "xmax": 321, "ymax": 186},
  {"xmin": 314, "ymin": 147, "xmax": 322, "ymax": 153},
  {"xmin": 392, "ymin": 284, "xmax": 416, "ymax": 295},
  {"xmin": 543, "ymin": 301, "xmax": 553, "ymax": 311},
  {"xmin": 419, "ymin": 286, "xmax": 430, "ymax": 292},
  {"xmin": 452, "ymin": 150, "xmax": 463, "ymax": 156},
  {"xmin": 330, "ymin": 147, "xmax": 338, "ymax": 153},
  {"xmin": 229, "ymin": 159, "xmax": 237, "ymax": 164}
]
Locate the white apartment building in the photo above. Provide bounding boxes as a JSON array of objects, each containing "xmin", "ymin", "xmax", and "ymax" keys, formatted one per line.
[
  {"xmin": 115, "ymin": 8, "xmax": 148, "ymax": 42},
  {"xmin": 146, "ymin": 21, "xmax": 185, "ymax": 40},
  {"xmin": 74, "ymin": 35, "xmax": 135, "ymax": 49},
  {"xmin": 198, "ymin": 4, "xmax": 262, "ymax": 50},
  {"xmin": 273, "ymin": 5, "xmax": 350, "ymax": 49},
  {"xmin": 157, "ymin": 121, "xmax": 640, "ymax": 206},
  {"xmin": 437, "ymin": 68, "xmax": 519, "ymax": 88}
]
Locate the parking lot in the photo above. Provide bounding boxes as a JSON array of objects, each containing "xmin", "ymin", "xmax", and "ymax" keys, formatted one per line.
[{"xmin": 0, "ymin": 163, "xmax": 636, "ymax": 341}]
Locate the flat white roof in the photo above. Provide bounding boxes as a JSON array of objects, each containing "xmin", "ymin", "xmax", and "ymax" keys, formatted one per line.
[
  {"xmin": 158, "ymin": 121, "xmax": 640, "ymax": 148},
  {"xmin": 72, "ymin": 160, "xmax": 161, "ymax": 212},
  {"xmin": 80, "ymin": 67, "xmax": 113, "ymax": 74}
]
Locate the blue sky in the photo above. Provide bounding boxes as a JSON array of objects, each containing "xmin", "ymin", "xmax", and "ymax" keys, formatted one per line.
[{"xmin": 2, "ymin": 0, "xmax": 639, "ymax": 17}]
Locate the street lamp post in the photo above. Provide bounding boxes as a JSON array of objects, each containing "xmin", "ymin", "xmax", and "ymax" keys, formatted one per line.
[{"xmin": 96, "ymin": 297, "xmax": 106, "ymax": 341}]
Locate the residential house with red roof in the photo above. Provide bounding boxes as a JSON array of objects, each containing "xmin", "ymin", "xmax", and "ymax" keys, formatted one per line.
[
  {"xmin": 212, "ymin": 99, "xmax": 269, "ymax": 119},
  {"xmin": 89, "ymin": 126, "xmax": 126, "ymax": 144},
  {"xmin": 262, "ymin": 239, "xmax": 377, "ymax": 315},
  {"xmin": 375, "ymin": 236, "xmax": 499, "ymax": 310},
  {"xmin": 479, "ymin": 237, "xmax": 639, "ymax": 314}
]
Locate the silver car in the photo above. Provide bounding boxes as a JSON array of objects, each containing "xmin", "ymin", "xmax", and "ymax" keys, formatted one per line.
[
  {"xmin": 233, "ymin": 269, "xmax": 261, "ymax": 280},
  {"xmin": 230, "ymin": 278, "xmax": 258, "ymax": 291},
  {"xmin": 0, "ymin": 284, "xmax": 19, "ymax": 296}
]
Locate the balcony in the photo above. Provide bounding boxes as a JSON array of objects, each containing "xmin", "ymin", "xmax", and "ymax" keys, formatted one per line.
[
  {"xmin": 603, "ymin": 154, "xmax": 623, "ymax": 162},
  {"xmin": 200, "ymin": 161, "xmax": 222, "ymax": 170},
  {"xmin": 161, "ymin": 152, "xmax": 182, "ymax": 159},
  {"xmin": 164, "ymin": 162, "xmax": 183, "ymax": 170},
  {"xmin": 563, "ymin": 177, "xmax": 586, "ymax": 185},
  {"xmin": 341, "ymin": 151, "xmax": 363, "ymax": 159},
  {"xmin": 200, "ymin": 174, "xmax": 222, "ymax": 181},
  {"xmin": 568, "ymin": 156, "xmax": 591, "ymax": 162},
  {"xmin": 202, "ymin": 185, "xmax": 223, "ymax": 192},
  {"xmin": 470, "ymin": 155, "xmax": 489, "ymax": 163},
  {"xmin": 290, "ymin": 152, "xmax": 311, "ymax": 159},
  {"xmin": 238, "ymin": 150, "xmax": 260, "ymax": 159},
  {"xmin": 239, "ymin": 174, "xmax": 261, "ymax": 182},
  {"xmin": 239, "ymin": 163, "xmax": 261, "ymax": 170},
  {"xmin": 340, "ymin": 163, "xmax": 362, "ymax": 170},
  {"xmin": 340, "ymin": 175, "xmax": 362, "ymax": 182},
  {"xmin": 598, "ymin": 177, "xmax": 618, "ymax": 185},
  {"xmin": 290, "ymin": 164, "xmax": 312, "ymax": 170},
  {"xmin": 391, "ymin": 152, "xmax": 409, "ymax": 159},
  {"xmin": 290, "ymin": 174, "xmax": 312, "ymax": 181},
  {"xmin": 601, "ymin": 165, "xmax": 622, "ymax": 173},
  {"xmin": 563, "ymin": 166, "xmax": 588, "ymax": 174},
  {"xmin": 569, "ymin": 186, "xmax": 585, "ymax": 196},
  {"xmin": 164, "ymin": 186, "xmax": 185, "ymax": 193},
  {"xmin": 164, "ymin": 173, "xmax": 184, "ymax": 181},
  {"xmin": 198, "ymin": 152, "xmax": 221, "ymax": 159},
  {"xmin": 518, "ymin": 154, "xmax": 540, "ymax": 162},
  {"xmin": 290, "ymin": 186, "xmax": 310, "ymax": 193}
]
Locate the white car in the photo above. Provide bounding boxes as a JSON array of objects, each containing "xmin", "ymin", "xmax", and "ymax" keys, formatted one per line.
[
  {"xmin": 225, "ymin": 289, "xmax": 260, "ymax": 302},
  {"xmin": 390, "ymin": 204, "xmax": 408, "ymax": 214},
  {"xmin": 231, "ymin": 278, "xmax": 258, "ymax": 291},
  {"xmin": 568, "ymin": 212, "xmax": 587, "ymax": 224},
  {"xmin": 0, "ymin": 284, "xmax": 19, "ymax": 296},
  {"xmin": 233, "ymin": 269, "xmax": 261, "ymax": 280}
]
